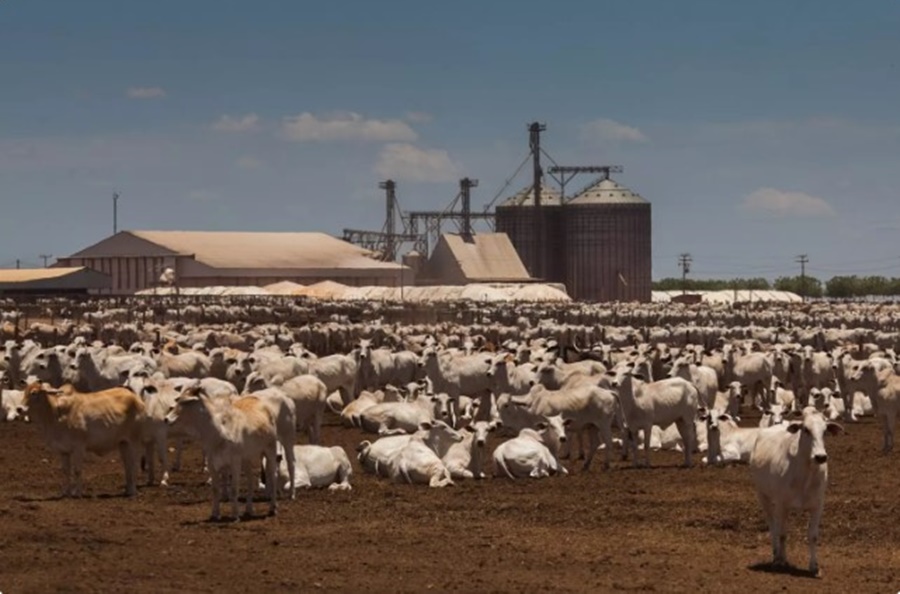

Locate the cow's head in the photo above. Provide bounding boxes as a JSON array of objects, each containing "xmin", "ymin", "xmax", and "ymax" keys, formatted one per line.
[{"xmin": 786, "ymin": 406, "xmax": 843, "ymax": 465}]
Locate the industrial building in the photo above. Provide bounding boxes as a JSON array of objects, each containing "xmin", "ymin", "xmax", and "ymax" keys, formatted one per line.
[
  {"xmin": 56, "ymin": 230, "xmax": 410, "ymax": 294},
  {"xmin": 496, "ymin": 173, "xmax": 651, "ymax": 302},
  {"xmin": 0, "ymin": 267, "xmax": 112, "ymax": 295},
  {"xmin": 416, "ymin": 233, "xmax": 533, "ymax": 285}
]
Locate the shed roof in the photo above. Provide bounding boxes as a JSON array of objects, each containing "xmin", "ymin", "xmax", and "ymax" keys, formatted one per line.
[
  {"xmin": 0, "ymin": 267, "xmax": 111, "ymax": 291},
  {"xmin": 568, "ymin": 178, "xmax": 648, "ymax": 205},
  {"xmin": 70, "ymin": 230, "xmax": 403, "ymax": 271},
  {"xmin": 437, "ymin": 233, "xmax": 532, "ymax": 282}
]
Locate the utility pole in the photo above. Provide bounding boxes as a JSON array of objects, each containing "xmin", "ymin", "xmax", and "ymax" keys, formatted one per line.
[
  {"xmin": 15, "ymin": 259, "xmax": 21, "ymax": 270},
  {"xmin": 796, "ymin": 254, "xmax": 809, "ymax": 300},
  {"xmin": 678, "ymin": 253, "xmax": 692, "ymax": 296},
  {"xmin": 529, "ymin": 121, "xmax": 546, "ymax": 279},
  {"xmin": 39, "ymin": 254, "xmax": 52, "ymax": 268},
  {"xmin": 113, "ymin": 191, "xmax": 120, "ymax": 235}
]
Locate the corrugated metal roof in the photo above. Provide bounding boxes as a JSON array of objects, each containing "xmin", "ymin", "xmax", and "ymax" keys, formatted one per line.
[
  {"xmin": 0, "ymin": 267, "xmax": 87, "ymax": 282},
  {"xmin": 439, "ymin": 233, "xmax": 531, "ymax": 281},
  {"xmin": 126, "ymin": 231, "xmax": 403, "ymax": 270},
  {"xmin": 498, "ymin": 185, "xmax": 563, "ymax": 207},
  {"xmin": 568, "ymin": 178, "xmax": 648, "ymax": 205}
]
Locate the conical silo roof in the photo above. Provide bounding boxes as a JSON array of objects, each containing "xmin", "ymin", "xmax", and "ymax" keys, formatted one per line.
[
  {"xmin": 498, "ymin": 184, "xmax": 563, "ymax": 207},
  {"xmin": 567, "ymin": 177, "xmax": 647, "ymax": 205}
]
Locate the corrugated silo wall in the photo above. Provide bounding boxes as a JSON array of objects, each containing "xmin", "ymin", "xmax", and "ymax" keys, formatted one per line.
[
  {"xmin": 563, "ymin": 204, "xmax": 651, "ymax": 302},
  {"xmin": 495, "ymin": 205, "xmax": 565, "ymax": 285}
]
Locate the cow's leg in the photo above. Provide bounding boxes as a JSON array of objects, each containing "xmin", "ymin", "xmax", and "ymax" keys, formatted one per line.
[
  {"xmin": 282, "ymin": 444, "xmax": 296, "ymax": 500},
  {"xmin": 582, "ymin": 425, "xmax": 599, "ymax": 472},
  {"xmin": 243, "ymin": 460, "xmax": 256, "ymax": 518},
  {"xmin": 843, "ymin": 390, "xmax": 856, "ymax": 422},
  {"xmin": 265, "ymin": 450, "xmax": 278, "ymax": 515},
  {"xmin": 642, "ymin": 426, "xmax": 652, "ymax": 467},
  {"xmin": 144, "ymin": 442, "xmax": 156, "ymax": 486},
  {"xmin": 120, "ymin": 441, "xmax": 137, "ymax": 496},
  {"xmin": 599, "ymin": 421, "xmax": 613, "ymax": 470},
  {"xmin": 310, "ymin": 409, "xmax": 323, "ymax": 445},
  {"xmin": 209, "ymin": 469, "xmax": 222, "ymax": 521},
  {"xmin": 772, "ymin": 505, "xmax": 788, "ymax": 566},
  {"xmin": 230, "ymin": 459, "xmax": 242, "ymax": 520},
  {"xmin": 172, "ymin": 436, "xmax": 184, "ymax": 471},
  {"xmin": 677, "ymin": 419, "xmax": 695, "ymax": 467},
  {"xmin": 808, "ymin": 502, "xmax": 823, "ymax": 574},
  {"xmin": 156, "ymin": 433, "xmax": 170, "ymax": 487}
]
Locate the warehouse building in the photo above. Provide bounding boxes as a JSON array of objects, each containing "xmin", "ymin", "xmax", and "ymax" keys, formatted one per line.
[{"xmin": 56, "ymin": 230, "xmax": 410, "ymax": 294}]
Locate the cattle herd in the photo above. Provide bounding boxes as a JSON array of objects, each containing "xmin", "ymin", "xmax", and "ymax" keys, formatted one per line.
[{"xmin": 1, "ymin": 296, "xmax": 899, "ymax": 576}]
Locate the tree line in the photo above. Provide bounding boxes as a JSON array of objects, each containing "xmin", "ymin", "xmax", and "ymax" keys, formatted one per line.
[{"xmin": 652, "ymin": 275, "xmax": 900, "ymax": 299}]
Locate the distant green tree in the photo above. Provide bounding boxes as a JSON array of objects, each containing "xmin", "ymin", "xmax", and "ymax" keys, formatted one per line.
[
  {"xmin": 860, "ymin": 275, "xmax": 890, "ymax": 296},
  {"xmin": 774, "ymin": 275, "xmax": 823, "ymax": 298},
  {"xmin": 652, "ymin": 278, "xmax": 772, "ymax": 291},
  {"xmin": 825, "ymin": 276, "xmax": 859, "ymax": 298}
]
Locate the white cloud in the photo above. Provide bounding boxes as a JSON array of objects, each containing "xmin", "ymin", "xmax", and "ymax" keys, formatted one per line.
[
  {"xmin": 405, "ymin": 111, "xmax": 434, "ymax": 124},
  {"xmin": 281, "ymin": 112, "xmax": 417, "ymax": 142},
  {"xmin": 235, "ymin": 155, "xmax": 263, "ymax": 170},
  {"xmin": 374, "ymin": 143, "xmax": 459, "ymax": 182},
  {"xmin": 126, "ymin": 86, "xmax": 167, "ymax": 100},
  {"xmin": 740, "ymin": 187, "xmax": 836, "ymax": 217},
  {"xmin": 582, "ymin": 118, "xmax": 648, "ymax": 143},
  {"xmin": 212, "ymin": 113, "xmax": 260, "ymax": 133}
]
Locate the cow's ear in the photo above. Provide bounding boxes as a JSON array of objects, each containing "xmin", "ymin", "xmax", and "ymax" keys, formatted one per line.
[
  {"xmin": 562, "ymin": 418, "xmax": 573, "ymax": 427},
  {"xmin": 418, "ymin": 421, "xmax": 433, "ymax": 431},
  {"xmin": 826, "ymin": 422, "xmax": 844, "ymax": 436},
  {"xmin": 142, "ymin": 385, "xmax": 158, "ymax": 396},
  {"xmin": 464, "ymin": 425, "xmax": 474, "ymax": 433},
  {"xmin": 786, "ymin": 423, "xmax": 802, "ymax": 434},
  {"xmin": 717, "ymin": 414, "xmax": 731, "ymax": 422},
  {"xmin": 535, "ymin": 422, "xmax": 548, "ymax": 431},
  {"xmin": 631, "ymin": 372, "xmax": 645, "ymax": 381}
]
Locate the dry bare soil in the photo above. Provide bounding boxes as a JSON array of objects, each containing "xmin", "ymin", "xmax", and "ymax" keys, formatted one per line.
[{"xmin": 0, "ymin": 412, "xmax": 897, "ymax": 593}]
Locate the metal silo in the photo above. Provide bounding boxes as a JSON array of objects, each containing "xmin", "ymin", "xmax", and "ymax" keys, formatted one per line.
[
  {"xmin": 563, "ymin": 177, "xmax": 651, "ymax": 302},
  {"xmin": 494, "ymin": 185, "xmax": 565, "ymax": 284}
]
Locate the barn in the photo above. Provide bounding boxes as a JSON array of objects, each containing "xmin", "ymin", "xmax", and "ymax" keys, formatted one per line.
[{"xmin": 56, "ymin": 230, "xmax": 411, "ymax": 295}]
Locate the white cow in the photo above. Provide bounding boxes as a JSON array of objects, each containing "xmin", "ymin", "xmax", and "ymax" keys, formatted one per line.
[
  {"xmin": 269, "ymin": 444, "xmax": 352, "ymax": 492},
  {"xmin": 357, "ymin": 420, "xmax": 462, "ymax": 477},
  {"xmin": 749, "ymin": 407, "xmax": 842, "ymax": 574},
  {"xmin": 492, "ymin": 416, "xmax": 570, "ymax": 480},
  {"xmin": 165, "ymin": 386, "xmax": 278, "ymax": 521},
  {"xmin": 610, "ymin": 366, "xmax": 699, "ymax": 467},
  {"xmin": 442, "ymin": 421, "xmax": 496, "ymax": 480},
  {"xmin": 703, "ymin": 411, "xmax": 761, "ymax": 465}
]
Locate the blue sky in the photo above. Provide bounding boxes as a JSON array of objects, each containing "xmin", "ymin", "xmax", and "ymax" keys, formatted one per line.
[{"xmin": 2, "ymin": 1, "xmax": 900, "ymax": 280}]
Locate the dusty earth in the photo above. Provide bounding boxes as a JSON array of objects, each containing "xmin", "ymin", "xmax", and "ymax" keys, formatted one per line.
[{"xmin": 0, "ymin": 410, "xmax": 897, "ymax": 594}]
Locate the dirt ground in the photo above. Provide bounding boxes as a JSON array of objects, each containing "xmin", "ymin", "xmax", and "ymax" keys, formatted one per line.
[{"xmin": 0, "ymin": 411, "xmax": 897, "ymax": 594}]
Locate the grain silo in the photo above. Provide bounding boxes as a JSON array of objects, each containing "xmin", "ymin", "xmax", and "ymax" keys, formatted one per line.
[
  {"xmin": 494, "ymin": 185, "xmax": 566, "ymax": 285},
  {"xmin": 563, "ymin": 176, "xmax": 651, "ymax": 302}
]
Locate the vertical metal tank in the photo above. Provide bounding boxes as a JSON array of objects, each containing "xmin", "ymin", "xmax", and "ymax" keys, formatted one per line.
[
  {"xmin": 494, "ymin": 185, "xmax": 565, "ymax": 284},
  {"xmin": 563, "ymin": 177, "xmax": 651, "ymax": 302}
]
